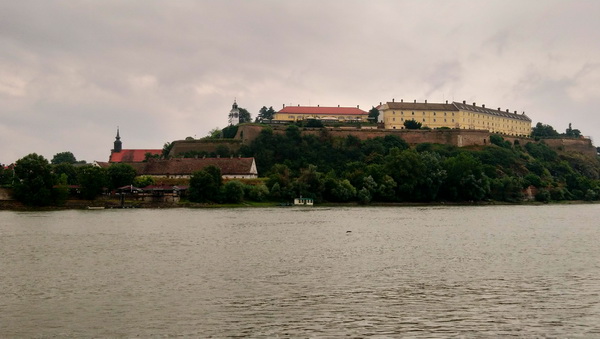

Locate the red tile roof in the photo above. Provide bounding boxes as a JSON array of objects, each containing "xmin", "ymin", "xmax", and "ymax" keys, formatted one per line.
[
  {"xmin": 109, "ymin": 149, "xmax": 162, "ymax": 163},
  {"xmin": 278, "ymin": 106, "xmax": 368, "ymax": 115}
]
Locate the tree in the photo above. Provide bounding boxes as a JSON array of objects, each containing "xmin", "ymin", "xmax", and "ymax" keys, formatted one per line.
[
  {"xmin": 77, "ymin": 166, "xmax": 108, "ymax": 200},
  {"xmin": 222, "ymin": 125, "xmax": 239, "ymax": 139},
  {"xmin": 188, "ymin": 165, "xmax": 222, "ymax": 203},
  {"xmin": 531, "ymin": 122, "xmax": 559, "ymax": 138},
  {"xmin": 162, "ymin": 142, "xmax": 174, "ymax": 159},
  {"xmin": 256, "ymin": 106, "xmax": 276, "ymax": 122},
  {"xmin": 565, "ymin": 123, "xmax": 582, "ymax": 138},
  {"xmin": 440, "ymin": 153, "xmax": 490, "ymax": 201},
  {"xmin": 134, "ymin": 175, "xmax": 155, "ymax": 188},
  {"xmin": 13, "ymin": 153, "xmax": 55, "ymax": 206},
  {"xmin": 368, "ymin": 106, "xmax": 380, "ymax": 122},
  {"xmin": 53, "ymin": 163, "xmax": 78, "ymax": 185},
  {"xmin": 239, "ymin": 107, "xmax": 252, "ymax": 123},
  {"xmin": 222, "ymin": 180, "xmax": 245, "ymax": 203},
  {"xmin": 51, "ymin": 151, "xmax": 77, "ymax": 165},
  {"xmin": 107, "ymin": 163, "xmax": 137, "ymax": 189},
  {"xmin": 0, "ymin": 166, "xmax": 13, "ymax": 186},
  {"xmin": 404, "ymin": 119, "xmax": 422, "ymax": 129}
]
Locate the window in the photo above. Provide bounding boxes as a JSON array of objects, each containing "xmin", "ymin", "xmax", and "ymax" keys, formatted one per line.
[
  {"xmin": 412, "ymin": 112, "xmax": 415, "ymax": 115},
  {"xmin": 433, "ymin": 112, "xmax": 436, "ymax": 116},
  {"xmin": 422, "ymin": 118, "xmax": 425, "ymax": 122}
]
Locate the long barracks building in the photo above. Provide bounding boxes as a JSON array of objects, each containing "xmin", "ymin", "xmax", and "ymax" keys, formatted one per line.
[{"xmin": 378, "ymin": 100, "xmax": 532, "ymax": 137}]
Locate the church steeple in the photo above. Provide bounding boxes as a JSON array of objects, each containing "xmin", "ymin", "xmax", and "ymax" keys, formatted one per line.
[
  {"xmin": 113, "ymin": 127, "xmax": 122, "ymax": 152},
  {"xmin": 228, "ymin": 99, "xmax": 240, "ymax": 125}
]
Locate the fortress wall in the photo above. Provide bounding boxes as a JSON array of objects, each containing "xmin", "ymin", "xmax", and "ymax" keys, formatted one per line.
[
  {"xmin": 235, "ymin": 125, "xmax": 595, "ymax": 156},
  {"xmin": 169, "ymin": 140, "xmax": 242, "ymax": 156},
  {"xmin": 542, "ymin": 138, "xmax": 597, "ymax": 157}
]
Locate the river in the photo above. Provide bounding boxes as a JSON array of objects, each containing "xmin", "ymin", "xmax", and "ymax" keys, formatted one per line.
[{"xmin": 1, "ymin": 205, "xmax": 599, "ymax": 337}]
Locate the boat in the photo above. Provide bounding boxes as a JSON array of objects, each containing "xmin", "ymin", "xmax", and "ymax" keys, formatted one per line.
[{"xmin": 293, "ymin": 197, "xmax": 314, "ymax": 206}]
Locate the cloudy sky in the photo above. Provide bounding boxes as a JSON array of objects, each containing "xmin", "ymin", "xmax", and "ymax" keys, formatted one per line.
[{"xmin": 1, "ymin": 0, "xmax": 599, "ymax": 164}]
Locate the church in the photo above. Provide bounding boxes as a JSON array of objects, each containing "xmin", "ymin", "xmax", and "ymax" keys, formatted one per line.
[{"xmin": 108, "ymin": 128, "xmax": 162, "ymax": 163}]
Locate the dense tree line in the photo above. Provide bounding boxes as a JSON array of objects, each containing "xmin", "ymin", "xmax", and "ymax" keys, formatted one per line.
[
  {"xmin": 9, "ymin": 153, "xmax": 138, "ymax": 206},
  {"xmin": 216, "ymin": 125, "xmax": 600, "ymax": 204},
  {"xmin": 7, "ymin": 122, "xmax": 600, "ymax": 206}
]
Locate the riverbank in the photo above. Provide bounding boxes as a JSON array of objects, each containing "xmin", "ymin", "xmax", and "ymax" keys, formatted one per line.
[{"xmin": 1, "ymin": 198, "xmax": 595, "ymax": 211}]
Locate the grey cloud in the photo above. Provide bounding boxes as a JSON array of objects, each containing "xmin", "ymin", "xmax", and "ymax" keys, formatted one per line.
[{"xmin": 1, "ymin": 0, "xmax": 600, "ymax": 163}]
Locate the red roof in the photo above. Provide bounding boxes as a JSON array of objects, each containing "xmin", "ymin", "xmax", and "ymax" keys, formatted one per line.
[
  {"xmin": 109, "ymin": 149, "xmax": 162, "ymax": 163},
  {"xmin": 278, "ymin": 106, "xmax": 368, "ymax": 116}
]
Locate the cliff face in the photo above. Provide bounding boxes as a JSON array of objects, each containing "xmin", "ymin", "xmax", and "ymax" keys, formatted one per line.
[{"xmin": 236, "ymin": 125, "xmax": 597, "ymax": 157}]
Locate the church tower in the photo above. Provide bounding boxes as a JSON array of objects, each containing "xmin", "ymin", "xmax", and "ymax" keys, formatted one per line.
[
  {"xmin": 113, "ymin": 128, "xmax": 122, "ymax": 153},
  {"xmin": 228, "ymin": 100, "xmax": 240, "ymax": 125}
]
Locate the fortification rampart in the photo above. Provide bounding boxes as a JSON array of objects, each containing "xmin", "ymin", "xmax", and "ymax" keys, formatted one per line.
[
  {"xmin": 236, "ymin": 124, "xmax": 596, "ymax": 156},
  {"xmin": 169, "ymin": 139, "xmax": 242, "ymax": 157}
]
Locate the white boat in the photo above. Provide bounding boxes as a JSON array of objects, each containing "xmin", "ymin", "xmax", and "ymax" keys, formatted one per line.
[{"xmin": 293, "ymin": 197, "xmax": 314, "ymax": 206}]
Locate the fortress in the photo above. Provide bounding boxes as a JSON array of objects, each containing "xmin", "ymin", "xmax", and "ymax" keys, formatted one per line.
[{"xmin": 164, "ymin": 100, "xmax": 596, "ymax": 158}]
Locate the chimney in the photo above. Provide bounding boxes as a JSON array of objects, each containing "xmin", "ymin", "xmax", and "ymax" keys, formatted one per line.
[
  {"xmin": 357, "ymin": 105, "xmax": 359, "ymax": 108},
  {"xmin": 506, "ymin": 109, "xmax": 509, "ymax": 112},
  {"xmin": 414, "ymin": 99, "xmax": 416, "ymax": 103},
  {"xmin": 446, "ymin": 100, "xmax": 448, "ymax": 104},
  {"xmin": 498, "ymin": 107, "xmax": 501, "ymax": 111},
  {"xmin": 473, "ymin": 102, "xmax": 476, "ymax": 106},
  {"xmin": 425, "ymin": 100, "xmax": 427, "ymax": 104},
  {"xmin": 283, "ymin": 104, "xmax": 285, "ymax": 108},
  {"xmin": 482, "ymin": 104, "xmax": 485, "ymax": 108},
  {"xmin": 401, "ymin": 99, "xmax": 403, "ymax": 103},
  {"xmin": 298, "ymin": 104, "xmax": 300, "ymax": 107},
  {"xmin": 514, "ymin": 110, "xmax": 517, "ymax": 114},
  {"xmin": 392, "ymin": 98, "xmax": 395, "ymax": 102},
  {"xmin": 338, "ymin": 104, "xmax": 340, "ymax": 107},
  {"xmin": 379, "ymin": 102, "xmax": 382, "ymax": 105},
  {"xmin": 463, "ymin": 100, "xmax": 466, "ymax": 104},
  {"xmin": 317, "ymin": 105, "xmax": 319, "ymax": 107}
]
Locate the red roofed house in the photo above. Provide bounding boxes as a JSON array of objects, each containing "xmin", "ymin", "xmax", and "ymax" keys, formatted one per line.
[
  {"xmin": 273, "ymin": 105, "xmax": 369, "ymax": 122},
  {"xmin": 127, "ymin": 157, "xmax": 258, "ymax": 179},
  {"xmin": 109, "ymin": 128, "xmax": 162, "ymax": 163}
]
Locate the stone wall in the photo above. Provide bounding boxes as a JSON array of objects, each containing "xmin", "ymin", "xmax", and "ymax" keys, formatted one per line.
[
  {"xmin": 235, "ymin": 125, "xmax": 596, "ymax": 156},
  {"xmin": 542, "ymin": 138, "xmax": 597, "ymax": 157},
  {"xmin": 169, "ymin": 139, "xmax": 242, "ymax": 157}
]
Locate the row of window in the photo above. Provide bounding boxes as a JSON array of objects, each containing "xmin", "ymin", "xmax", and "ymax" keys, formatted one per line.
[
  {"xmin": 392, "ymin": 118, "xmax": 455, "ymax": 123},
  {"xmin": 392, "ymin": 111, "xmax": 456, "ymax": 117},
  {"xmin": 390, "ymin": 111, "xmax": 527, "ymax": 123}
]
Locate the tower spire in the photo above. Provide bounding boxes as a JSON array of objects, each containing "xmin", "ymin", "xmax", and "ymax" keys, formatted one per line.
[{"xmin": 113, "ymin": 127, "xmax": 122, "ymax": 152}]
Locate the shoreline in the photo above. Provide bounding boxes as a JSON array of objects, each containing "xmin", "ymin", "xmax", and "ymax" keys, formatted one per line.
[{"xmin": 0, "ymin": 198, "xmax": 595, "ymax": 212}]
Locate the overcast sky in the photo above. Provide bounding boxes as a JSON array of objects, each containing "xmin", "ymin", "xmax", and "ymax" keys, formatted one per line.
[{"xmin": 1, "ymin": 0, "xmax": 599, "ymax": 164}]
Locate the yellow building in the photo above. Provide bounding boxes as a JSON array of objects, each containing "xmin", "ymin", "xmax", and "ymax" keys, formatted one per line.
[
  {"xmin": 273, "ymin": 105, "xmax": 369, "ymax": 122},
  {"xmin": 378, "ymin": 100, "xmax": 532, "ymax": 137}
]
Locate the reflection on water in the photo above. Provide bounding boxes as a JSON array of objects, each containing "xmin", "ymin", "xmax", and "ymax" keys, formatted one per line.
[{"xmin": 1, "ymin": 205, "xmax": 600, "ymax": 337}]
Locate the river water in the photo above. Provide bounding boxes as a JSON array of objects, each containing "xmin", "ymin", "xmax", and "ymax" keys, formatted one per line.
[{"xmin": 1, "ymin": 205, "xmax": 599, "ymax": 337}]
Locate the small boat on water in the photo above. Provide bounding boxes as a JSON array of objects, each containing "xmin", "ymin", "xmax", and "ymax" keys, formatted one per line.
[{"xmin": 293, "ymin": 197, "xmax": 314, "ymax": 206}]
